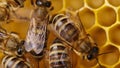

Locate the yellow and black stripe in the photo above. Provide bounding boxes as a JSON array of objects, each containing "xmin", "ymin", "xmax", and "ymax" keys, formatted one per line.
[
  {"xmin": 2, "ymin": 55, "xmax": 31, "ymax": 68},
  {"xmin": 49, "ymin": 38, "xmax": 71, "ymax": 68},
  {"xmin": 50, "ymin": 14, "xmax": 79, "ymax": 42}
]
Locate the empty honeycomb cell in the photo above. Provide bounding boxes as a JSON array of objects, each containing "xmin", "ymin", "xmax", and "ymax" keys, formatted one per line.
[
  {"xmin": 99, "ymin": 45, "xmax": 119, "ymax": 66},
  {"xmin": 108, "ymin": 0, "xmax": 120, "ymax": 7},
  {"xmin": 78, "ymin": 8, "xmax": 95, "ymax": 29},
  {"xmin": 86, "ymin": 0, "xmax": 105, "ymax": 9},
  {"xmin": 97, "ymin": 6, "xmax": 116, "ymax": 27},
  {"xmin": 51, "ymin": 0, "xmax": 63, "ymax": 14},
  {"xmin": 76, "ymin": 56, "xmax": 97, "ymax": 67},
  {"xmin": 65, "ymin": 0, "xmax": 84, "ymax": 11},
  {"xmin": 109, "ymin": 24, "xmax": 120, "ymax": 45},
  {"xmin": 89, "ymin": 26, "xmax": 107, "ymax": 47}
]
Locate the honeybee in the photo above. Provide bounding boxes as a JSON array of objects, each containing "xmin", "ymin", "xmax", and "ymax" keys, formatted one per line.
[
  {"xmin": 0, "ymin": 27, "xmax": 31, "ymax": 68},
  {"xmin": 0, "ymin": 26, "xmax": 25, "ymax": 56},
  {"xmin": 0, "ymin": 0, "xmax": 26, "ymax": 23},
  {"xmin": 1, "ymin": 55, "xmax": 31, "ymax": 68},
  {"xmin": 49, "ymin": 38, "xmax": 72, "ymax": 68},
  {"xmin": 24, "ymin": 0, "xmax": 53, "ymax": 58},
  {"xmin": 49, "ymin": 10, "xmax": 104, "ymax": 65}
]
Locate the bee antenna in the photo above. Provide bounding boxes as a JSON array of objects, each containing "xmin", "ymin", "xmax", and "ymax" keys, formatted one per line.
[
  {"xmin": 0, "ymin": 46, "xmax": 5, "ymax": 51},
  {"xmin": 98, "ymin": 51, "xmax": 113, "ymax": 56},
  {"xmin": 95, "ymin": 51, "xmax": 113, "ymax": 68}
]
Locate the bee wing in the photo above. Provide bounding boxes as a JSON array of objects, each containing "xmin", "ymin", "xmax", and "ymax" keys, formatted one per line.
[
  {"xmin": 25, "ymin": 18, "xmax": 47, "ymax": 54},
  {"xmin": 65, "ymin": 11, "xmax": 89, "ymax": 44},
  {"xmin": 66, "ymin": 10, "xmax": 86, "ymax": 34}
]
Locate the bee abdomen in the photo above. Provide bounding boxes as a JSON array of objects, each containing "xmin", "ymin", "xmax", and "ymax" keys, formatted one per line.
[
  {"xmin": 30, "ymin": 50, "xmax": 44, "ymax": 58},
  {"xmin": 51, "ymin": 14, "xmax": 79, "ymax": 42},
  {"xmin": 2, "ymin": 55, "xmax": 31, "ymax": 68},
  {"xmin": 49, "ymin": 40, "xmax": 71, "ymax": 68}
]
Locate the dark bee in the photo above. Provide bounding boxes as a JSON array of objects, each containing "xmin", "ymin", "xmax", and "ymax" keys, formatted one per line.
[
  {"xmin": 1, "ymin": 55, "xmax": 31, "ymax": 68},
  {"xmin": 0, "ymin": 0, "xmax": 26, "ymax": 23},
  {"xmin": 49, "ymin": 38, "xmax": 72, "ymax": 68},
  {"xmin": 49, "ymin": 11, "xmax": 101, "ymax": 62},
  {"xmin": 24, "ymin": 0, "xmax": 53, "ymax": 58}
]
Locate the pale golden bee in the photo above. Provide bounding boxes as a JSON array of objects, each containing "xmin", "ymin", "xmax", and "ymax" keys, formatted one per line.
[{"xmin": 24, "ymin": 0, "xmax": 53, "ymax": 58}]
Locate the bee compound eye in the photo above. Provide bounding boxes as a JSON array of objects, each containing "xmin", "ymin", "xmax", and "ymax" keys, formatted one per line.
[
  {"xmin": 17, "ymin": 47, "xmax": 23, "ymax": 55},
  {"xmin": 44, "ymin": 1, "xmax": 51, "ymax": 7},
  {"xmin": 36, "ymin": 0, "xmax": 43, "ymax": 6},
  {"xmin": 87, "ymin": 54, "xmax": 93, "ymax": 60}
]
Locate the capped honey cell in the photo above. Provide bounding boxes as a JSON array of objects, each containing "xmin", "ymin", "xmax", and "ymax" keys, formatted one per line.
[
  {"xmin": 109, "ymin": 24, "xmax": 120, "ymax": 45},
  {"xmin": 99, "ymin": 45, "xmax": 119, "ymax": 66},
  {"xmin": 89, "ymin": 26, "xmax": 107, "ymax": 47},
  {"xmin": 108, "ymin": 0, "xmax": 120, "ymax": 7},
  {"xmin": 97, "ymin": 6, "xmax": 116, "ymax": 27},
  {"xmin": 86, "ymin": 0, "xmax": 105, "ymax": 9},
  {"xmin": 79, "ymin": 8, "xmax": 95, "ymax": 29}
]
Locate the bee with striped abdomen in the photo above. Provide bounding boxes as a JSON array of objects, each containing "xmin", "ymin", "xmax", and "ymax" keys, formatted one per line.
[
  {"xmin": 49, "ymin": 13, "xmax": 79, "ymax": 43},
  {"xmin": 49, "ymin": 10, "xmax": 105, "ymax": 66},
  {"xmin": 49, "ymin": 38, "xmax": 72, "ymax": 68},
  {"xmin": 1, "ymin": 55, "xmax": 31, "ymax": 68},
  {"xmin": 0, "ymin": 27, "xmax": 31, "ymax": 68},
  {"xmin": 0, "ymin": 0, "xmax": 26, "ymax": 23},
  {"xmin": 0, "ymin": 26, "xmax": 25, "ymax": 57},
  {"xmin": 24, "ymin": 0, "xmax": 53, "ymax": 58}
]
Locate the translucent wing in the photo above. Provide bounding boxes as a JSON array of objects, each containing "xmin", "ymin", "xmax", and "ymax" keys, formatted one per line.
[{"xmin": 25, "ymin": 17, "xmax": 47, "ymax": 54}]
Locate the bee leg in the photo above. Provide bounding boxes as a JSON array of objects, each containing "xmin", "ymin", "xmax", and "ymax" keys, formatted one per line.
[
  {"xmin": 30, "ymin": 0, "xmax": 35, "ymax": 7},
  {"xmin": 12, "ymin": 10, "xmax": 30, "ymax": 22}
]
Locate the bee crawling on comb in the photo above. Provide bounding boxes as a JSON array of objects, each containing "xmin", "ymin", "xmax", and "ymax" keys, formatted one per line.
[{"xmin": 0, "ymin": 27, "xmax": 32, "ymax": 68}]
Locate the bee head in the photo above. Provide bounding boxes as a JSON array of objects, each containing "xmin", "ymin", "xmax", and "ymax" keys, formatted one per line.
[
  {"xmin": 30, "ymin": 0, "xmax": 52, "ymax": 8},
  {"xmin": 16, "ymin": 40, "xmax": 25, "ymax": 57},
  {"xmin": 87, "ymin": 46, "xmax": 99, "ymax": 60},
  {"xmin": 35, "ymin": 0, "xmax": 51, "ymax": 7}
]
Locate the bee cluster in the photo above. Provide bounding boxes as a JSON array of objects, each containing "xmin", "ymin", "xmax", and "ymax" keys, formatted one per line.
[{"xmin": 0, "ymin": 0, "xmax": 108, "ymax": 68}]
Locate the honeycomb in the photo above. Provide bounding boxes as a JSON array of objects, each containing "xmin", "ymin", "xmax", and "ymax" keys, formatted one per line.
[{"xmin": 1, "ymin": 0, "xmax": 120, "ymax": 68}]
